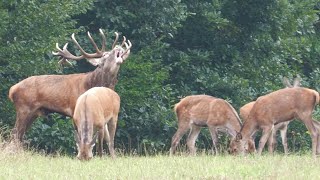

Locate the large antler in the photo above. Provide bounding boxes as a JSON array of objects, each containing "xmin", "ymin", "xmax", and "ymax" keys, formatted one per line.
[{"xmin": 53, "ymin": 29, "xmax": 124, "ymax": 64}]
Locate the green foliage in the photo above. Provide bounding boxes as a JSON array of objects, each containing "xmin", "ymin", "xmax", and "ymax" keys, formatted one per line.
[
  {"xmin": 115, "ymin": 40, "xmax": 175, "ymax": 154},
  {"xmin": 89, "ymin": 0, "xmax": 188, "ymax": 49},
  {"xmin": 26, "ymin": 115, "xmax": 75, "ymax": 155},
  {"xmin": 1, "ymin": 0, "xmax": 320, "ymax": 155}
]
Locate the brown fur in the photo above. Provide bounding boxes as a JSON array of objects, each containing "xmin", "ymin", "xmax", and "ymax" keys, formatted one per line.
[
  {"xmin": 231, "ymin": 87, "xmax": 319, "ymax": 156},
  {"xmin": 170, "ymin": 95, "xmax": 245, "ymax": 155},
  {"xmin": 239, "ymin": 101, "xmax": 291, "ymax": 154},
  {"xmin": 233, "ymin": 76, "xmax": 302, "ymax": 155},
  {"xmin": 73, "ymin": 87, "xmax": 120, "ymax": 160},
  {"xmin": 8, "ymin": 32, "xmax": 131, "ymax": 143}
]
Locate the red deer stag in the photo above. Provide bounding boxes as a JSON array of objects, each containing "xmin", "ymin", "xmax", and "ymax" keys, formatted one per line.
[
  {"xmin": 238, "ymin": 76, "xmax": 301, "ymax": 154},
  {"xmin": 170, "ymin": 95, "xmax": 255, "ymax": 155},
  {"xmin": 8, "ymin": 29, "xmax": 131, "ymax": 143},
  {"xmin": 73, "ymin": 87, "xmax": 120, "ymax": 160},
  {"xmin": 230, "ymin": 87, "xmax": 319, "ymax": 156}
]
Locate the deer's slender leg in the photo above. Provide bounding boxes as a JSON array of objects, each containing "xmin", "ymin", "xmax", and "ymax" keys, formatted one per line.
[
  {"xmin": 186, "ymin": 124, "xmax": 201, "ymax": 156},
  {"xmin": 257, "ymin": 125, "xmax": 273, "ymax": 155},
  {"xmin": 107, "ymin": 118, "xmax": 117, "ymax": 158},
  {"xmin": 280, "ymin": 126, "xmax": 289, "ymax": 155},
  {"xmin": 208, "ymin": 126, "xmax": 219, "ymax": 155},
  {"xmin": 170, "ymin": 122, "xmax": 190, "ymax": 155},
  {"xmin": 97, "ymin": 129, "xmax": 104, "ymax": 157},
  {"xmin": 267, "ymin": 128, "xmax": 277, "ymax": 154}
]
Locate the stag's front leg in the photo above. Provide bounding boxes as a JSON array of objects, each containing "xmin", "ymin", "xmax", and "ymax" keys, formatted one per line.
[
  {"xmin": 257, "ymin": 125, "xmax": 273, "ymax": 155},
  {"xmin": 186, "ymin": 124, "xmax": 201, "ymax": 156}
]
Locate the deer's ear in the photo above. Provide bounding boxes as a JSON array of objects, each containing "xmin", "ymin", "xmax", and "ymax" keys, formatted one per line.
[
  {"xmin": 293, "ymin": 75, "xmax": 301, "ymax": 87},
  {"xmin": 87, "ymin": 58, "xmax": 101, "ymax": 66},
  {"xmin": 236, "ymin": 132, "xmax": 242, "ymax": 141},
  {"xmin": 282, "ymin": 77, "xmax": 293, "ymax": 88}
]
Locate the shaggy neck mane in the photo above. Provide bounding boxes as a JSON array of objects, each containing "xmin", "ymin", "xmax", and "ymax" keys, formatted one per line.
[{"xmin": 84, "ymin": 66, "xmax": 119, "ymax": 90}]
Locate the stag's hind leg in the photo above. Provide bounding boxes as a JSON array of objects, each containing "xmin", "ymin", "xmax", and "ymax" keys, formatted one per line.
[
  {"xmin": 186, "ymin": 124, "xmax": 201, "ymax": 156},
  {"xmin": 12, "ymin": 106, "xmax": 38, "ymax": 143}
]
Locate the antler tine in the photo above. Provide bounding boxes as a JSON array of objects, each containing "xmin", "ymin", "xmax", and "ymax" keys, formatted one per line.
[
  {"xmin": 121, "ymin": 40, "xmax": 132, "ymax": 58},
  {"xmin": 112, "ymin": 32, "xmax": 119, "ymax": 49},
  {"xmin": 121, "ymin": 36, "xmax": 126, "ymax": 47},
  {"xmin": 87, "ymin": 31, "xmax": 102, "ymax": 54},
  {"xmin": 71, "ymin": 33, "xmax": 89, "ymax": 56},
  {"xmin": 52, "ymin": 43, "xmax": 84, "ymax": 60},
  {"xmin": 71, "ymin": 33, "xmax": 103, "ymax": 58},
  {"xmin": 99, "ymin": 29, "xmax": 107, "ymax": 52}
]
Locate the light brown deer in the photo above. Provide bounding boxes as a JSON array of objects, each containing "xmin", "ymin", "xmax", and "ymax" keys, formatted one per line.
[
  {"xmin": 230, "ymin": 87, "xmax": 319, "ymax": 156},
  {"xmin": 73, "ymin": 87, "xmax": 120, "ymax": 160},
  {"xmin": 238, "ymin": 76, "xmax": 301, "ymax": 154},
  {"xmin": 8, "ymin": 29, "xmax": 131, "ymax": 143},
  {"xmin": 170, "ymin": 95, "xmax": 255, "ymax": 155},
  {"xmin": 239, "ymin": 101, "xmax": 290, "ymax": 154}
]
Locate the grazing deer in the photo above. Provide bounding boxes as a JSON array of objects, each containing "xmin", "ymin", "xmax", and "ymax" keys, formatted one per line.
[
  {"xmin": 230, "ymin": 87, "xmax": 319, "ymax": 156},
  {"xmin": 238, "ymin": 76, "xmax": 301, "ymax": 154},
  {"xmin": 8, "ymin": 29, "xmax": 131, "ymax": 143},
  {"xmin": 73, "ymin": 87, "xmax": 120, "ymax": 160},
  {"xmin": 170, "ymin": 95, "xmax": 255, "ymax": 155}
]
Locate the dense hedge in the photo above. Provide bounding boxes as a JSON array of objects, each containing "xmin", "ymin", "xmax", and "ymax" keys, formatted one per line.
[{"xmin": 0, "ymin": 0, "xmax": 319, "ymax": 155}]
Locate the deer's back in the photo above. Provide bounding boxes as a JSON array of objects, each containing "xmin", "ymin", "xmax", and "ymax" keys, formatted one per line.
[
  {"xmin": 174, "ymin": 95, "xmax": 239, "ymax": 127},
  {"xmin": 9, "ymin": 73, "xmax": 88, "ymax": 117},
  {"xmin": 250, "ymin": 87, "xmax": 318, "ymax": 124},
  {"xmin": 74, "ymin": 87, "xmax": 120, "ymax": 128}
]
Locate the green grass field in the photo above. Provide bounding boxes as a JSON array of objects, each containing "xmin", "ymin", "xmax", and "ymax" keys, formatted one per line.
[{"xmin": 1, "ymin": 150, "xmax": 320, "ymax": 179}]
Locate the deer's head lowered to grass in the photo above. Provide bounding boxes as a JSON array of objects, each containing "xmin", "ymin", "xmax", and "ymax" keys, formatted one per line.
[
  {"xmin": 231, "ymin": 76, "xmax": 301, "ymax": 155},
  {"xmin": 170, "ymin": 95, "xmax": 255, "ymax": 156},
  {"xmin": 230, "ymin": 86, "xmax": 319, "ymax": 156},
  {"xmin": 8, "ymin": 29, "xmax": 131, "ymax": 143},
  {"xmin": 73, "ymin": 87, "xmax": 120, "ymax": 160}
]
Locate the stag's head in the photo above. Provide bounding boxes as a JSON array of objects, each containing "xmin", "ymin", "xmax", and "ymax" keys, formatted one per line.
[
  {"xmin": 229, "ymin": 133, "xmax": 255, "ymax": 155},
  {"xmin": 53, "ymin": 29, "xmax": 132, "ymax": 72},
  {"xmin": 74, "ymin": 131, "xmax": 98, "ymax": 161}
]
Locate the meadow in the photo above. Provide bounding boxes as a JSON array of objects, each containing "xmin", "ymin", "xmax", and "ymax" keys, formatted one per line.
[{"xmin": 1, "ymin": 149, "xmax": 320, "ymax": 179}]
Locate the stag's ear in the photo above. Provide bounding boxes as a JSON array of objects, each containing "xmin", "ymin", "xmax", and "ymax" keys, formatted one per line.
[
  {"xmin": 87, "ymin": 58, "xmax": 101, "ymax": 66},
  {"xmin": 293, "ymin": 75, "xmax": 301, "ymax": 87},
  {"xmin": 74, "ymin": 130, "xmax": 80, "ymax": 144},
  {"xmin": 236, "ymin": 132, "xmax": 242, "ymax": 142},
  {"xmin": 282, "ymin": 77, "xmax": 293, "ymax": 88},
  {"xmin": 90, "ymin": 131, "xmax": 99, "ymax": 147}
]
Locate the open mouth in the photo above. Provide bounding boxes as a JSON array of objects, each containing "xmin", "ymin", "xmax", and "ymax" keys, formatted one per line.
[{"xmin": 115, "ymin": 49, "xmax": 123, "ymax": 64}]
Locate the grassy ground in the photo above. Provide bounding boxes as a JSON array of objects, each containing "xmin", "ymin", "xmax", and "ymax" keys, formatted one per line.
[{"xmin": 1, "ymin": 150, "xmax": 320, "ymax": 179}]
